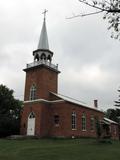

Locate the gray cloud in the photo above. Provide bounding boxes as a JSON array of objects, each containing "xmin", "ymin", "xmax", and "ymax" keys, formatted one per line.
[{"xmin": 0, "ymin": 0, "xmax": 120, "ymax": 110}]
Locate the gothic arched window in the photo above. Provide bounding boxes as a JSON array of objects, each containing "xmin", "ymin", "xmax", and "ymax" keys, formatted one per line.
[
  {"xmin": 41, "ymin": 53, "xmax": 46, "ymax": 60},
  {"xmin": 34, "ymin": 54, "xmax": 39, "ymax": 61},
  {"xmin": 47, "ymin": 55, "xmax": 51, "ymax": 62},
  {"xmin": 28, "ymin": 112, "xmax": 35, "ymax": 119},
  {"xmin": 29, "ymin": 85, "xmax": 36, "ymax": 100}
]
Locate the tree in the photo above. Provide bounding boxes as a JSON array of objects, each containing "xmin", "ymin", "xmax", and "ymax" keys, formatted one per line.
[
  {"xmin": 114, "ymin": 89, "xmax": 120, "ymax": 107},
  {"xmin": 104, "ymin": 88, "xmax": 120, "ymax": 123},
  {"xmin": 105, "ymin": 108, "xmax": 120, "ymax": 122},
  {"xmin": 69, "ymin": 0, "xmax": 120, "ymax": 40},
  {"xmin": 0, "ymin": 84, "xmax": 22, "ymax": 137}
]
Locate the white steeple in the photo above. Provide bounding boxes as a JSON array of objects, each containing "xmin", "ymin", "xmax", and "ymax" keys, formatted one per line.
[
  {"xmin": 26, "ymin": 10, "xmax": 59, "ymax": 72},
  {"xmin": 38, "ymin": 10, "xmax": 49, "ymax": 50},
  {"xmin": 33, "ymin": 10, "xmax": 53, "ymax": 63}
]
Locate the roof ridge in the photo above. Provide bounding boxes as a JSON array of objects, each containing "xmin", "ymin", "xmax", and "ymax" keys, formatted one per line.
[
  {"xmin": 50, "ymin": 92, "xmax": 103, "ymax": 113},
  {"xmin": 55, "ymin": 92, "xmax": 87, "ymax": 105}
]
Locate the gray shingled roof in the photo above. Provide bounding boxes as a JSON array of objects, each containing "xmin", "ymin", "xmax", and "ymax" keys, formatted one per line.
[
  {"xmin": 50, "ymin": 92, "xmax": 103, "ymax": 112},
  {"xmin": 104, "ymin": 117, "xmax": 118, "ymax": 124}
]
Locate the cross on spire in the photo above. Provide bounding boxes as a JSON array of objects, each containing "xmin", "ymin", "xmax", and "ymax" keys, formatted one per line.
[{"xmin": 42, "ymin": 9, "xmax": 48, "ymax": 20}]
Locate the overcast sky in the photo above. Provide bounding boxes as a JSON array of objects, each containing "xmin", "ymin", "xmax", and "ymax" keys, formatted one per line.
[{"xmin": 0, "ymin": 0, "xmax": 120, "ymax": 111}]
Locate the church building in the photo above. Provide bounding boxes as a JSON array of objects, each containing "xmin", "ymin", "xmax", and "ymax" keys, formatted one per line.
[{"xmin": 20, "ymin": 12, "xmax": 119, "ymax": 139}]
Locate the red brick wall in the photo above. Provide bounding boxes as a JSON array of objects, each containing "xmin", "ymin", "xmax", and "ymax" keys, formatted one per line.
[
  {"xmin": 24, "ymin": 66, "xmax": 59, "ymax": 101},
  {"xmin": 20, "ymin": 102, "xmax": 53, "ymax": 137},
  {"xmin": 110, "ymin": 124, "xmax": 119, "ymax": 140},
  {"xmin": 20, "ymin": 102, "xmax": 43, "ymax": 135},
  {"xmin": 21, "ymin": 100, "xmax": 104, "ymax": 138},
  {"xmin": 48, "ymin": 102, "xmax": 104, "ymax": 138},
  {"xmin": 21, "ymin": 64, "xmax": 116, "ymax": 138}
]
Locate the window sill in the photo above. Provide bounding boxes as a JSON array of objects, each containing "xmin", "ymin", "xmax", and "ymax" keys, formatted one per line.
[
  {"xmin": 82, "ymin": 130, "xmax": 87, "ymax": 131},
  {"xmin": 72, "ymin": 129, "xmax": 77, "ymax": 130}
]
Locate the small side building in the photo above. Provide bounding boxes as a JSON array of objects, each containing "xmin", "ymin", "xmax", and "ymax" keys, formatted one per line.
[{"xmin": 102, "ymin": 117, "xmax": 119, "ymax": 140}]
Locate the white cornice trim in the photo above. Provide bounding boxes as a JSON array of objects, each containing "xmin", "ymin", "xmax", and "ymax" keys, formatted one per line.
[{"xmin": 24, "ymin": 99, "xmax": 64, "ymax": 104}]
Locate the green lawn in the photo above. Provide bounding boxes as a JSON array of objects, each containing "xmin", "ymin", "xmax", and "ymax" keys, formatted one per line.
[{"xmin": 0, "ymin": 138, "xmax": 120, "ymax": 160}]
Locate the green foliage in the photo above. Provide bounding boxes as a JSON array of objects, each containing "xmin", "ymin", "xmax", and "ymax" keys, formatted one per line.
[
  {"xmin": 114, "ymin": 89, "xmax": 120, "ymax": 107},
  {"xmin": 0, "ymin": 84, "xmax": 22, "ymax": 137},
  {"xmin": 104, "ymin": 88, "xmax": 120, "ymax": 123},
  {"xmin": 105, "ymin": 108, "xmax": 120, "ymax": 123}
]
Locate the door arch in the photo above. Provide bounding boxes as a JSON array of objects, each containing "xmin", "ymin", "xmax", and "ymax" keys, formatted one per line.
[{"xmin": 27, "ymin": 112, "xmax": 35, "ymax": 135}]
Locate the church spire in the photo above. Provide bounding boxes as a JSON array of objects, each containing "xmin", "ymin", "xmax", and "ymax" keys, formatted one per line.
[
  {"xmin": 33, "ymin": 10, "xmax": 53, "ymax": 63},
  {"xmin": 25, "ymin": 10, "xmax": 59, "ymax": 73},
  {"xmin": 37, "ymin": 9, "xmax": 49, "ymax": 50}
]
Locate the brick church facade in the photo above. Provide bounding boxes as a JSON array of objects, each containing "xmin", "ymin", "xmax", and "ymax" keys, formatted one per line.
[{"xmin": 20, "ymin": 12, "xmax": 119, "ymax": 139}]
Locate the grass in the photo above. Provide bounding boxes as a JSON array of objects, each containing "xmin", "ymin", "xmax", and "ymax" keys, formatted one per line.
[{"xmin": 0, "ymin": 138, "xmax": 120, "ymax": 160}]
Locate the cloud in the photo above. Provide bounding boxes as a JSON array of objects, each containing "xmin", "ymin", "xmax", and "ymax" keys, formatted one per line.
[{"xmin": 0, "ymin": 0, "xmax": 120, "ymax": 111}]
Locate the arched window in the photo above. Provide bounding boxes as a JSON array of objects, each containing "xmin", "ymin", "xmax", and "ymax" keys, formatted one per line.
[
  {"xmin": 54, "ymin": 115, "xmax": 59, "ymax": 126},
  {"xmin": 82, "ymin": 113, "xmax": 86, "ymax": 131},
  {"xmin": 41, "ymin": 53, "xmax": 46, "ymax": 60},
  {"xmin": 90, "ymin": 115, "xmax": 95, "ymax": 131},
  {"xmin": 29, "ymin": 85, "xmax": 36, "ymax": 100},
  {"xmin": 28, "ymin": 112, "xmax": 35, "ymax": 119},
  {"xmin": 47, "ymin": 55, "xmax": 51, "ymax": 62},
  {"xmin": 72, "ymin": 111, "xmax": 76, "ymax": 130},
  {"xmin": 34, "ymin": 54, "xmax": 39, "ymax": 61}
]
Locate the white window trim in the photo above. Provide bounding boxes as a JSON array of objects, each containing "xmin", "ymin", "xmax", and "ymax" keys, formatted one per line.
[
  {"xmin": 82, "ymin": 113, "xmax": 86, "ymax": 131},
  {"xmin": 54, "ymin": 115, "xmax": 60, "ymax": 127},
  {"xmin": 72, "ymin": 111, "xmax": 77, "ymax": 130},
  {"xmin": 90, "ymin": 116, "xmax": 95, "ymax": 131},
  {"xmin": 29, "ymin": 85, "xmax": 36, "ymax": 101}
]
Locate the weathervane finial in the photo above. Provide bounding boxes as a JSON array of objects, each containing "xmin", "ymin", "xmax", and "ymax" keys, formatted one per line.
[{"xmin": 42, "ymin": 9, "xmax": 48, "ymax": 20}]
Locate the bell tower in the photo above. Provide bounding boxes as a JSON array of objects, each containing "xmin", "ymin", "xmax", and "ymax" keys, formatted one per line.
[
  {"xmin": 24, "ymin": 10, "xmax": 60, "ymax": 101},
  {"xmin": 21, "ymin": 10, "xmax": 60, "ymax": 136}
]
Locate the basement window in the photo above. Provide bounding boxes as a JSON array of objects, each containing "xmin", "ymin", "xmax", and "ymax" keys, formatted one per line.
[{"xmin": 54, "ymin": 115, "xmax": 59, "ymax": 126}]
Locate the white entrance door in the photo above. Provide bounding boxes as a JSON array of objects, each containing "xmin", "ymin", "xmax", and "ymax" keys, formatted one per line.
[{"xmin": 27, "ymin": 112, "xmax": 35, "ymax": 136}]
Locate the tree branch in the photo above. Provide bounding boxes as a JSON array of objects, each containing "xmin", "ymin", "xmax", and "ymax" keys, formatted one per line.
[
  {"xmin": 78, "ymin": 0, "xmax": 107, "ymax": 11},
  {"xmin": 114, "ymin": 101, "xmax": 120, "ymax": 103},
  {"xmin": 105, "ymin": 0, "xmax": 111, "ymax": 6},
  {"xmin": 78, "ymin": 0, "xmax": 120, "ymax": 13},
  {"xmin": 66, "ymin": 10, "xmax": 103, "ymax": 19}
]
